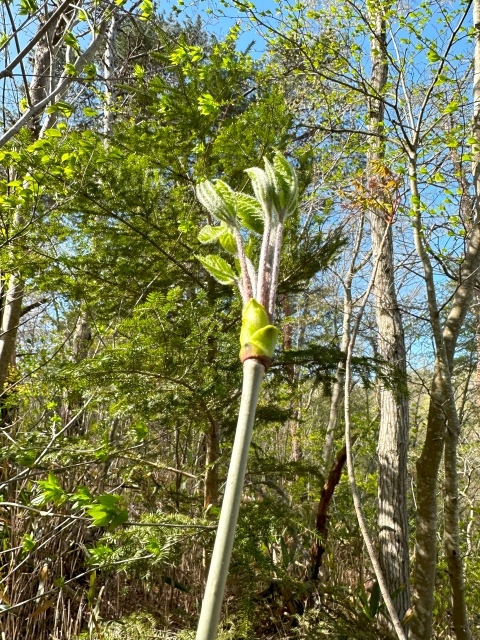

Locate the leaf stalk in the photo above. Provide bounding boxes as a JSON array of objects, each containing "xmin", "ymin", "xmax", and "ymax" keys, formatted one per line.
[{"xmin": 195, "ymin": 360, "xmax": 264, "ymax": 640}]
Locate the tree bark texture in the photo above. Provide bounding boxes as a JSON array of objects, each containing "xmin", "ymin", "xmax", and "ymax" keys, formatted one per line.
[
  {"xmin": 370, "ymin": 211, "xmax": 411, "ymax": 628},
  {"xmin": 29, "ymin": 6, "xmax": 71, "ymax": 136},
  {"xmin": 312, "ymin": 442, "xmax": 352, "ymax": 579},
  {"xmin": 0, "ymin": 271, "xmax": 24, "ymax": 395},
  {"xmin": 444, "ymin": 428, "xmax": 470, "ymax": 640},
  {"xmin": 343, "ymin": 224, "xmax": 408, "ymax": 640},
  {"xmin": 410, "ymin": 361, "xmax": 445, "ymax": 640},
  {"xmin": 368, "ymin": 7, "xmax": 411, "ymax": 630},
  {"xmin": 475, "ymin": 296, "xmax": 480, "ymax": 423},
  {"xmin": 409, "ymin": 152, "xmax": 477, "ymax": 639},
  {"xmin": 103, "ymin": 15, "xmax": 117, "ymax": 138},
  {"xmin": 474, "ymin": 0, "xmax": 480, "ymax": 428},
  {"xmin": 411, "ymin": 3, "xmax": 480, "ymax": 635}
]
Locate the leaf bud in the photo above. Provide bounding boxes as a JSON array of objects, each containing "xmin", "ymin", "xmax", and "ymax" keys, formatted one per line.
[{"xmin": 239, "ymin": 298, "xmax": 279, "ymax": 370}]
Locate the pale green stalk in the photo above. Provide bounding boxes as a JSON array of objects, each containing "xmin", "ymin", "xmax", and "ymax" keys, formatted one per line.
[
  {"xmin": 256, "ymin": 214, "xmax": 271, "ymax": 309},
  {"xmin": 195, "ymin": 359, "xmax": 264, "ymax": 640},
  {"xmin": 268, "ymin": 222, "xmax": 284, "ymax": 319},
  {"xmin": 234, "ymin": 227, "xmax": 253, "ymax": 302}
]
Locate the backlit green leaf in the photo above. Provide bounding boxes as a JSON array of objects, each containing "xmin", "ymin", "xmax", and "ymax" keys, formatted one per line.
[{"xmin": 197, "ymin": 254, "xmax": 237, "ymax": 285}]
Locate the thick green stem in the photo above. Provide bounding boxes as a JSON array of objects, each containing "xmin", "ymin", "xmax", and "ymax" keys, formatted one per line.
[{"xmin": 196, "ymin": 359, "xmax": 264, "ymax": 640}]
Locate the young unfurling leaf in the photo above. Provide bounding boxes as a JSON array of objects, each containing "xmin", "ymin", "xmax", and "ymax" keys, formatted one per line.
[
  {"xmin": 64, "ymin": 31, "xmax": 80, "ymax": 52},
  {"xmin": 244, "ymin": 166, "xmax": 274, "ymax": 218},
  {"xmin": 197, "ymin": 254, "xmax": 237, "ymax": 285},
  {"xmin": 198, "ymin": 225, "xmax": 236, "ymax": 254},
  {"xmin": 87, "ymin": 494, "xmax": 128, "ymax": 530},
  {"xmin": 268, "ymin": 151, "xmax": 298, "ymax": 220},
  {"xmin": 32, "ymin": 472, "xmax": 67, "ymax": 506},
  {"xmin": 196, "ymin": 180, "xmax": 237, "ymax": 226},
  {"xmin": 235, "ymin": 193, "xmax": 264, "ymax": 234},
  {"xmin": 198, "ymin": 225, "xmax": 226, "ymax": 244},
  {"xmin": 219, "ymin": 230, "xmax": 236, "ymax": 254}
]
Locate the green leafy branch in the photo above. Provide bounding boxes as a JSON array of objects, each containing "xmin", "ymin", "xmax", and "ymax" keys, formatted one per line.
[{"xmin": 31, "ymin": 472, "xmax": 128, "ymax": 530}]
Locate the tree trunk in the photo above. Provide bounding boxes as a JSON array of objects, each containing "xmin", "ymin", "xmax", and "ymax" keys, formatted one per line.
[
  {"xmin": 475, "ymin": 297, "xmax": 480, "ymax": 422},
  {"xmin": 322, "ymin": 216, "xmax": 365, "ymax": 472},
  {"xmin": 411, "ymin": 361, "xmax": 445, "ymax": 639},
  {"xmin": 410, "ymin": 3, "xmax": 480, "ymax": 636},
  {"xmin": 103, "ymin": 15, "xmax": 117, "ymax": 139},
  {"xmin": 204, "ymin": 279, "xmax": 220, "ymax": 511},
  {"xmin": 444, "ymin": 427, "xmax": 470, "ymax": 640},
  {"xmin": 204, "ymin": 417, "xmax": 219, "ymax": 510},
  {"xmin": 343, "ymin": 226, "xmax": 408, "ymax": 640},
  {"xmin": 0, "ymin": 270, "xmax": 24, "ymax": 395},
  {"xmin": 409, "ymin": 153, "xmax": 477, "ymax": 639},
  {"xmin": 0, "ymin": 13, "xmax": 66, "ymax": 395},
  {"xmin": 312, "ymin": 441, "xmax": 353, "ymax": 579},
  {"xmin": 282, "ymin": 296, "xmax": 303, "ymax": 462},
  {"xmin": 368, "ymin": 7, "xmax": 411, "ymax": 631},
  {"xmin": 322, "ymin": 378, "xmax": 343, "ymax": 473}
]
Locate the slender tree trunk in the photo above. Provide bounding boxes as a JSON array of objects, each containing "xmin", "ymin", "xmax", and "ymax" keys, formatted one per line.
[
  {"xmin": 344, "ymin": 224, "xmax": 408, "ymax": 640},
  {"xmin": 444, "ymin": 428, "xmax": 470, "ymax": 639},
  {"xmin": 411, "ymin": 4, "xmax": 480, "ymax": 635},
  {"xmin": 475, "ymin": 0, "xmax": 480, "ymax": 430},
  {"xmin": 368, "ymin": 7, "xmax": 411, "ymax": 630},
  {"xmin": 312, "ymin": 442, "xmax": 352, "ymax": 579},
  {"xmin": 322, "ymin": 293, "xmax": 350, "ymax": 473},
  {"xmin": 204, "ymin": 417, "xmax": 219, "ymax": 510},
  {"xmin": 29, "ymin": 22, "xmax": 52, "ymax": 138},
  {"xmin": 0, "ymin": 13, "xmax": 67, "ymax": 395},
  {"xmin": 282, "ymin": 296, "xmax": 302, "ymax": 462},
  {"xmin": 409, "ymin": 154, "xmax": 476, "ymax": 640},
  {"xmin": 322, "ymin": 378, "xmax": 343, "ymax": 472},
  {"xmin": 322, "ymin": 216, "xmax": 365, "ymax": 472},
  {"xmin": 103, "ymin": 15, "xmax": 117, "ymax": 139},
  {"xmin": 442, "ymin": 117, "xmax": 480, "ymax": 640},
  {"xmin": 411, "ymin": 360, "xmax": 445, "ymax": 639},
  {"xmin": 370, "ymin": 212, "xmax": 411, "ymax": 630},
  {"xmin": 0, "ymin": 268, "xmax": 24, "ymax": 394},
  {"xmin": 475, "ymin": 298, "xmax": 480, "ymax": 422}
]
